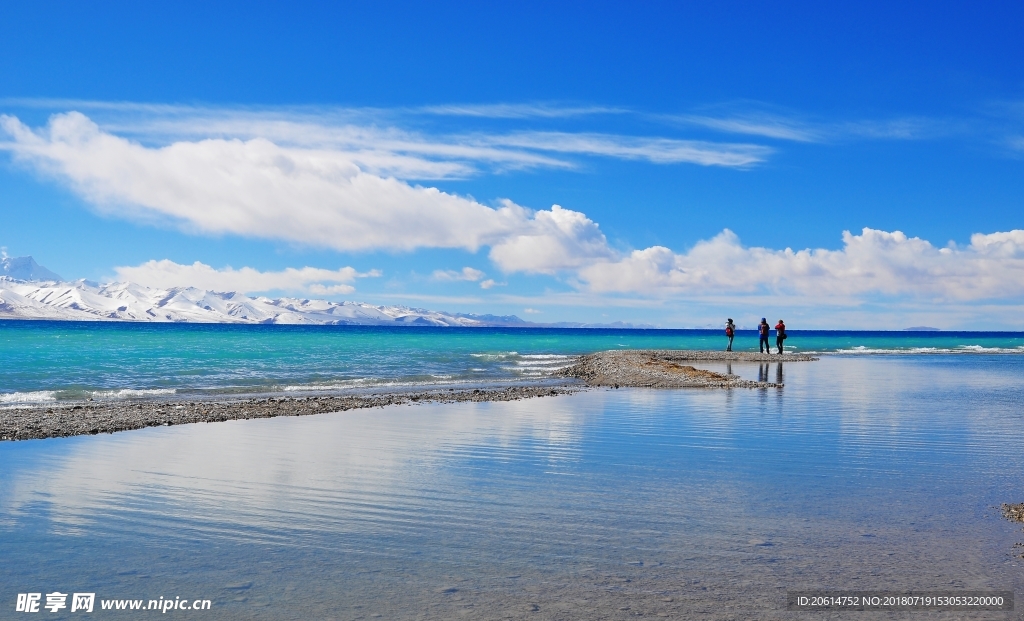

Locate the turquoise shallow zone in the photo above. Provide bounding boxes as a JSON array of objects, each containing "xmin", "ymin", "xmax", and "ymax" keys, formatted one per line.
[
  {"xmin": 2, "ymin": 320, "xmax": 1024, "ymax": 402},
  {"xmin": 1, "ymin": 355, "xmax": 1023, "ymax": 619}
]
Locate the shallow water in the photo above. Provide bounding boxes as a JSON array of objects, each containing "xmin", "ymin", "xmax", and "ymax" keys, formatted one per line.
[
  {"xmin": 3, "ymin": 321, "xmax": 1024, "ymax": 405},
  {"xmin": 2, "ymin": 355, "xmax": 1022, "ymax": 619}
]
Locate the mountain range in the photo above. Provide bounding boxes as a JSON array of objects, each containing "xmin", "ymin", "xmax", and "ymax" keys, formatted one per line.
[{"xmin": 0, "ymin": 256, "xmax": 651, "ymax": 328}]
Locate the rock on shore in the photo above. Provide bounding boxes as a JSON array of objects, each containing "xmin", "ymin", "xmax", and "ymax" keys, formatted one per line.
[
  {"xmin": 0, "ymin": 385, "xmax": 581, "ymax": 442},
  {"xmin": 557, "ymin": 349, "xmax": 817, "ymax": 389}
]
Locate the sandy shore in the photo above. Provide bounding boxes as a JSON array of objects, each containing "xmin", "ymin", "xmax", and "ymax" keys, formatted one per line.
[
  {"xmin": 0, "ymin": 385, "xmax": 582, "ymax": 442},
  {"xmin": 557, "ymin": 349, "xmax": 817, "ymax": 388}
]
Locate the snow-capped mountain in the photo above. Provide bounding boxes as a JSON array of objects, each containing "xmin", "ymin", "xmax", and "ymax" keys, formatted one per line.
[
  {"xmin": 1, "ymin": 254, "xmax": 63, "ymax": 282},
  {"xmin": 0, "ymin": 276, "xmax": 535, "ymax": 326},
  {"xmin": 0, "ymin": 256, "xmax": 655, "ymax": 328}
]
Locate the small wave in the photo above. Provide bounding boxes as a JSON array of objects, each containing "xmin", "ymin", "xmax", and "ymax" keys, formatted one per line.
[
  {"xmin": 0, "ymin": 390, "xmax": 57, "ymax": 405},
  {"xmin": 470, "ymin": 351, "xmax": 518, "ymax": 359},
  {"xmin": 91, "ymin": 388, "xmax": 177, "ymax": 399},
  {"xmin": 505, "ymin": 364, "xmax": 571, "ymax": 372},
  {"xmin": 284, "ymin": 379, "xmax": 371, "ymax": 391},
  {"xmin": 518, "ymin": 354, "xmax": 573, "ymax": 360}
]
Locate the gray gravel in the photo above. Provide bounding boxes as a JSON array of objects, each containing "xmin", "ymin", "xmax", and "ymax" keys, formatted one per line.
[
  {"xmin": 0, "ymin": 385, "xmax": 583, "ymax": 442},
  {"xmin": 557, "ymin": 349, "xmax": 817, "ymax": 388}
]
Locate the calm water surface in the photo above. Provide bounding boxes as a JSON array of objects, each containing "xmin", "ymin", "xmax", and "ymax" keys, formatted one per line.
[{"xmin": 2, "ymin": 355, "xmax": 1023, "ymax": 619}]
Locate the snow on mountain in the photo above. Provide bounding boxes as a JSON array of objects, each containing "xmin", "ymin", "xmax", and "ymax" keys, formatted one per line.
[
  {"xmin": 0, "ymin": 276, "xmax": 533, "ymax": 326},
  {"xmin": 0, "ymin": 256, "xmax": 656, "ymax": 328},
  {"xmin": 1, "ymin": 254, "xmax": 63, "ymax": 282}
]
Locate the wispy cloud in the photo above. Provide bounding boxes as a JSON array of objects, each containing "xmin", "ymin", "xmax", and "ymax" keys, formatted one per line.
[
  {"xmin": 668, "ymin": 109, "xmax": 942, "ymax": 143},
  {"xmin": 476, "ymin": 131, "xmax": 772, "ymax": 166},
  {"xmin": 416, "ymin": 102, "xmax": 628, "ymax": 119},
  {"xmin": 431, "ymin": 267, "xmax": 486, "ymax": 282},
  {"xmin": 673, "ymin": 114, "xmax": 821, "ymax": 142}
]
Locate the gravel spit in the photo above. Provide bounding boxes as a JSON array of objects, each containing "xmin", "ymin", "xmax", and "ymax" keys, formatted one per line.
[
  {"xmin": 557, "ymin": 349, "xmax": 817, "ymax": 388},
  {"xmin": 0, "ymin": 385, "xmax": 582, "ymax": 442}
]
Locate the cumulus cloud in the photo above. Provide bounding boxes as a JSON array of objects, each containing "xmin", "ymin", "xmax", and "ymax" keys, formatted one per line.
[
  {"xmin": 4, "ymin": 110, "xmax": 1024, "ymax": 310},
  {"xmin": 114, "ymin": 259, "xmax": 380, "ymax": 295},
  {"xmin": 488, "ymin": 204, "xmax": 616, "ymax": 273},
  {"xmin": 0, "ymin": 112, "xmax": 540, "ymax": 252},
  {"xmin": 576, "ymin": 228, "xmax": 1024, "ymax": 302},
  {"xmin": 0, "ymin": 113, "xmax": 628, "ymax": 275}
]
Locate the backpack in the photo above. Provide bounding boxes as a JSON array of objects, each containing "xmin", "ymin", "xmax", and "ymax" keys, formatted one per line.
[{"xmin": 725, "ymin": 326, "xmax": 734, "ymax": 337}]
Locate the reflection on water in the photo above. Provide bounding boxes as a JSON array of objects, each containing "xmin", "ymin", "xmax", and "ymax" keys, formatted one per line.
[{"xmin": 2, "ymin": 356, "xmax": 1024, "ymax": 619}]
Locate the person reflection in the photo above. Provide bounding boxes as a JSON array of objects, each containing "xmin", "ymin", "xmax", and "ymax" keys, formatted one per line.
[
  {"xmin": 758, "ymin": 363, "xmax": 769, "ymax": 383},
  {"xmin": 776, "ymin": 362, "xmax": 783, "ymax": 385},
  {"xmin": 726, "ymin": 362, "xmax": 733, "ymax": 377}
]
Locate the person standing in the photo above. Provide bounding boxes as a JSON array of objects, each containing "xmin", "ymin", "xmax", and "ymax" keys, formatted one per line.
[
  {"xmin": 758, "ymin": 318, "xmax": 770, "ymax": 353},
  {"xmin": 775, "ymin": 319, "xmax": 787, "ymax": 354},
  {"xmin": 725, "ymin": 318, "xmax": 736, "ymax": 352}
]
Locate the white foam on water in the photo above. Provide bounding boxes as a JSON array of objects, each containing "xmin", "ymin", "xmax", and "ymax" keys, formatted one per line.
[
  {"xmin": 283, "ymin": 379, "xmax": 372, "ymax": 391},
  {"xmin": 91, "ymin": 388, "xmax": 177, "ymax": 399},
  {"xmin": 0, "ymin": 390, "xmax": 57, "ymax": 405},
  {"xmin": 470, "ymin": 352, "xmax": 518, "ymax": 360},
  {"xmin": 518, "ymin": 354, "xmax": 573, "ymax": 360}
]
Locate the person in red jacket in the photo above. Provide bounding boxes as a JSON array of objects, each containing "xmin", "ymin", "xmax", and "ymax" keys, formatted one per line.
[
  {"xmin": 725, "ymin": 318, "xmax": 736, "ymax": 351},
  {"xmin": 775, "ymin": 319, "xmax": 787, "ymax": 354}
]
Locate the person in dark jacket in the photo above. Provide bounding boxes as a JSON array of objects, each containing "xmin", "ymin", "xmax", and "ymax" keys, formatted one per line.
[
  {"xmin": 725, "ymin": 318, "xmax": 736, "ymax": 352},
  {"xmin": 758, "ymin": 318, "xmax": 770, "ymax": 353},
  {"xmin": 775, "ymin": 319, "xmax": 786, "ymax": 354}
]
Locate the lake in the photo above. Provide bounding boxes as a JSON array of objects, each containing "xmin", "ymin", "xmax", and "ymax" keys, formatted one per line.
[{"xmin": 2, "ymin": 345, "xmax": 1022, "ymax": 618}]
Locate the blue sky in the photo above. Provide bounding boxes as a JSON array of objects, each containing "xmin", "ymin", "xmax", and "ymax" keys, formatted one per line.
[{"xmin": 2, "ymin": 1, "xmax": 1023, "ymax": 328}]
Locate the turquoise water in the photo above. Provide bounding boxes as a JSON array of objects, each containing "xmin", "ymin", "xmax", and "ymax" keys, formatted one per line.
[
  {"xmin": 1, "ymin": 355, "xmax": 1023, "ymax": 619},
  {"xmin": 2, "ymin": 320, "xmax": 1024, "ymax": 404}
]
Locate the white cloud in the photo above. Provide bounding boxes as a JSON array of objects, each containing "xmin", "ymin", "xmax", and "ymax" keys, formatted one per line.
[
  {"xmin": 675, "ymin": 114, "xmax": 820, "ymax": 142},
  {"xmin": 5, "ymin": 108, "xmax": 1024, "ymax": 317},
  {"xmin": 113, "ymin": 259, "xmax": 380, "ymax": 295},
  {"xmin": 0, "ymin": 113, "xmax": 634, "ymax": 274},
  {"xmin": 478, "ymin": 131, "xmax": 771, "ymax": 166},
  {"xmin": 430, "ymin": 268, "xmax": 505, "ymax": 289},
  {"xmin": 488, "ymin": 204, "xmax": 616, "ymax": 273},
  {"xmin": 523, "ymin": 308, "xmax": 541, "ymax": 314},
  {"xmin": 431, "ymin": 267, "xmax": 485, "ymax": 282},
  {"xmin": 672, "ymin": 111, "xmax": 940, "ymax": 143},
  {"xmin": 416, "ymin": 103, "xmax": 627, "ymax": 119},
  {"xmin": 0, "ymin": 112, "xmax": 542, "ymax": 252},
  {"xmin": 576, "ymin": 228, "xmax": 1024, "ymax": 302}
]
